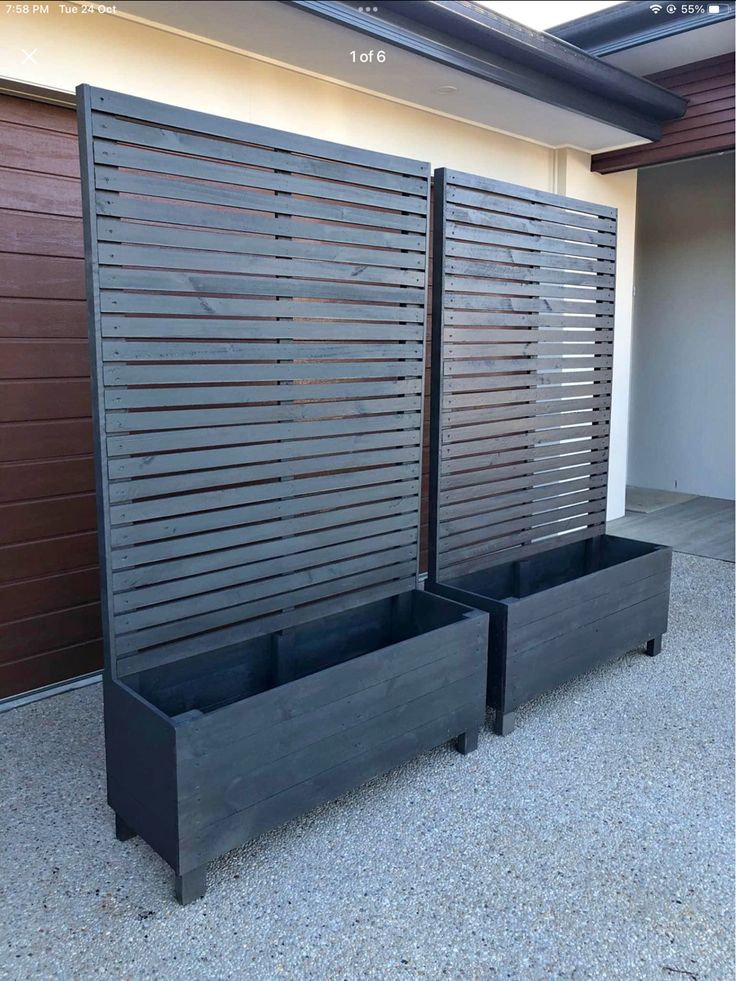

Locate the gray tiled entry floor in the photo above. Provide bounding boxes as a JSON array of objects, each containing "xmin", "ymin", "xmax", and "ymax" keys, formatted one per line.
[
  {"xmin": 609, "ymin": 494, "xmax": 735, "ymax": 563},
  {"xmin": 625, "ymin": 486, "xmax": 697, "ymax": 514}
]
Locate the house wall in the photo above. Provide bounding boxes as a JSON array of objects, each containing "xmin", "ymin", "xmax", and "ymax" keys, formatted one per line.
[
  {"xmin": 0, "ymin": 7, "xmax": 637, "ymax": 518},
  {"xmin": 628, "ymin": 152, "xmax": 735, "ymax": 500}
]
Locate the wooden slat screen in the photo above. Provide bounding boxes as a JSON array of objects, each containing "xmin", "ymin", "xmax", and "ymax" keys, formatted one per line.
[
  {"xmin": 77, "ymin": 86, "xmax": 430, "ymax": 678},
  {"xmin": 429, "ymin": 168, "xmax": 616, "ymax": 582}
]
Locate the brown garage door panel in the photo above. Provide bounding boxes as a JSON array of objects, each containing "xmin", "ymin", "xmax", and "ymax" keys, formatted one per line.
[
  {"xmin": 0, "ymin": 639, "xmax": 102, "ymax": 701},
  {"xmin": 0, "ymin": 94, "xmax": 77, "ymax": 134},
  {"xmin": 0, "ymin": 567, "xmax": 100, "ymax": 623},
  {"xmin": 0, "ymin": 380, "xmax": 92, "ymax": 422},
  {"xmin": 0, "ymin": 419, "xmax": 93, "ymax": 461},
  {"xmin": 0, "ymin": 92, "xmax": 103, "ymax": 696},
  {"xmin": 0, "ymin": 532, "xmax": 99, "ymax": 584},
  {"xmin": 0, "ymin": 339, "xmax": 90, "ymax": 377},
  {"xmin": 0, "ymin": 120, "xmax": 80, "ymax": 178},
  {"xmin": 0, "ymin": 254, "xmax": 85, "ymax": 299},
  {"xmin": 0, "ymin": 298, "xmax": 87, "ymax": 338},
  {"xmin": 0, "ymin": 211, "xmax": 83, "ymax": 259},
  {"xmin": 0, "ymin": 168, "xmax": 82, "ymax": 217},
  {"xmin": 0, "ymin": 493, "xmax": 97, "ymax": 545},
  {"xmin": 0, "ymin": 601, "xmax": 101, "ymax": 662},
  {"xmin": 0, "ymin": 458, "xmax": 95, "ymax": 503}
]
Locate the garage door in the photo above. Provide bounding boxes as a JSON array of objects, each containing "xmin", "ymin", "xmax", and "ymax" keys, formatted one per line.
[{"xmin": 0, "ymin": 94, "xmax": 102, "ymax": 698}]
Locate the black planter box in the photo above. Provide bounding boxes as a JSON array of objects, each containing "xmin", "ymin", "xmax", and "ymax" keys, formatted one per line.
[
  {"xmin": 427, "ymin": 169, "xmax": 674, "ymax": 736},
  {"xmin": 106, "ymin": 590, "xmax": 487, "ymax": 903},
  {"xmin": 428, "ymin": 535, "xmax": 671, "ymax": 735}
]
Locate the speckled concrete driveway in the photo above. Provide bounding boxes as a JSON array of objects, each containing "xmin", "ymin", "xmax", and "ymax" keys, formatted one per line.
[{"xmin": 1, "ymin": 552, "xmax": 733, "ymax": 981}]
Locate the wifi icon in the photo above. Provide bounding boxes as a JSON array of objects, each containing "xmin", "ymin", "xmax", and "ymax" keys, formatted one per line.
[{"xmin": 650, "ymin": 3, "xmax": 663, "ymax": 10}]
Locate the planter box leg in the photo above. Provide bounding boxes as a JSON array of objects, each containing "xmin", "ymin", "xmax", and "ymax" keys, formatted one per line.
[
  {"xmin": 175, "ymin": 866, "xmax": 207, "ymax": 906},
  {"xmin": 114, "ymin": 814, "xmax": 137, "ymax": 842},
  {"xmin": 455, "ymin": 728, "xmax": 479, "ymax": 755},
  {"xmin": 646, "ymin": 636, "xmax": 663, "ymax": 657},
  {"xmin": 493, "ymin": 710, "xmax": 516, "ymax": 737}
]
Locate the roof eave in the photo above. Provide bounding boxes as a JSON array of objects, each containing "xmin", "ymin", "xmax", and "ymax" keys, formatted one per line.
[
  {"xmin": 551, "ymin": 2, "xmax": 736, "ymax": 58},
  {"xmin": 285, "ymin": 0, "xmax": 687, "ymax": 140}
]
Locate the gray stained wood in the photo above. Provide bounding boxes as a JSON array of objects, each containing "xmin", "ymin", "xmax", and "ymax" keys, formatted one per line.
[
  {"xmin": 429, "ymin": 168, "xmax": 617, "ymax": 580},
  {"xmin": 77, "ymin": 86, "xmax": 432, "ymax": 678},
  {"xmin": 608, "ymin": 496, "xmax": 735, "ymax": 563}
]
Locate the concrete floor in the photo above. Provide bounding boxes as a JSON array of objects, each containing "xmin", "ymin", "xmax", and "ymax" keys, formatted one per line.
[
  {"xmin": 0, "ymin": 552, "xmax": 733, "ymax": 981},
  {"xmin": 609, "ymin": 494, "xmax": 735, "ymax": 563}
]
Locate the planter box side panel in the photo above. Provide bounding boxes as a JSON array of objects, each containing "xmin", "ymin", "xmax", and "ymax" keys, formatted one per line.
[
  {"xmin": 504, "ymin": 556, "xmax": 671, "ymax": 709},
  {"xmin": 104, "ymin": 679, "xmax": 178, "ymax": 868},
  {"xmin": 175, "ymin": 616, "xmax": 486, "ymax": 871}
]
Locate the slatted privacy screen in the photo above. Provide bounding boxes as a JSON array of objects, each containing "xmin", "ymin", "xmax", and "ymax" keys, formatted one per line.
[
  {"xmin": 76, "ymin": 86, "xmax": 430, "ymax": 678},
  {"xmin": 430, "ymin": 168, "xmax": 616, "ymax": 581}
]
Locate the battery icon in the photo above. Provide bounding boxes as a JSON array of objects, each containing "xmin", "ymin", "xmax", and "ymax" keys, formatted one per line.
[{"xmin": 708, "ymin": 4, "xmax": 721, "ymax": 11}]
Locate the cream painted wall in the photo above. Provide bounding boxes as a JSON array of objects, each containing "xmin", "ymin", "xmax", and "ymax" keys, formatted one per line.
[
  {"xmin": 0, "ymin": 7, "xmax": 636, "ymax": 518},
  {"xmin": 628, "ymin": 154, "xmax": 735, "ymax": 500},
  {"xmin": 0, "ymin": 9, "xmax": 552, "ymax": 184}
]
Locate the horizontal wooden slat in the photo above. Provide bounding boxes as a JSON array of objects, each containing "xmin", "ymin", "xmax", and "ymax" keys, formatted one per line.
[
  {"xmin": 113, "ymin": 527, "xmax": 418, "ymax": 611},
  {"xmin": 446, "ymin": 204, "xmax": 615, "ymax": 245},
  {"xmin": 444, "ymin": 257, "xmax": 613, "ymax": 286},
  {"xmin": 96, "ymin": 217, "xmax": 426, "ymax": 270},
  {"xmin": 100, "ymin": 292, "xmax": 425, "ymax": 323},
  {"xmin": 94, "ymin": 142, "xmax": 427, "ymax": 214},
  {"xmin": 111, "ymin": 478, "xmax": 419, "ymax": 547},
  {"xmin": 113, "ymin": 547, "xmax": 417, "ymax": 647},
  {"xmin": 105, "ymin": 377, "xmax": 423, "ymax": 410},
  {"xmin": 95, "ymin": 166, "xmax": 426, "ymax": 233},
  {"xmin": 111, "ymin": 497, "xmax": 419, "ymax": 573},
  {"xmin": 99, "ymin": 243, "xmax": 424, "ymax": 286},
  {"xmin": 444, "ymin": 277, "xmax": 614, "ymax": 300},
  {"xmin": 101, "ymin": 340, "xmax": 423, "ymax": 364},
  {"xmin": 98, "ymin": 266, "xmax": 425, "ymax": 305},
  {"xmin": 110, "ymin": 462, "xmax": 419, "ymax": 525},
  {"xmin": 96, "ymin": 194, "xmax": 427, "ymax": 253},
  {"xmin": 107, "ymin": 411, "xmax": 419, "ymax": 457},
  {"xmin": 445, "ymin": 186, "xmax": 616, "ymax": 232},
  {"xmin": 89, "ymin": 89, "xmax": 429, "ymax": 176},
  {"xmin": 108, "ymin": 428, "xmax": 421, "ymax": 480},
  {"xmin": 105, "ymin": 394, "xmax": 421, "ymax": 434},
  {"xmin": 92, "ymin": 115, "xmax": 427, "ymax": 194},
  {"xmin": 116, "ymin": 576, "xmax": 418, "ymax": 676},
  {"xmin": 446, "ymin": 240, "xmax": 615, "ymax": 274},
  {"xmin": 447, "ymin": 221, "xmax": 615, "ymax": 260},
  {"xmin": 444, "ymin": 170, "xmax": 616, "ymax": 219}
]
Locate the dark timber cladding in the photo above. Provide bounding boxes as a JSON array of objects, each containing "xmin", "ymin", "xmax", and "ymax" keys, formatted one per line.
[
  {"xmin": 79, "ymin": 86, "xmax": 430, "ymax": 678},
  {"xmin": 429, "ymin": 168, "xmax": 616, "ymax": 581},
  {"xmin": 592, "ymin": 54, "xmax": 735, "ymax": 174}
]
